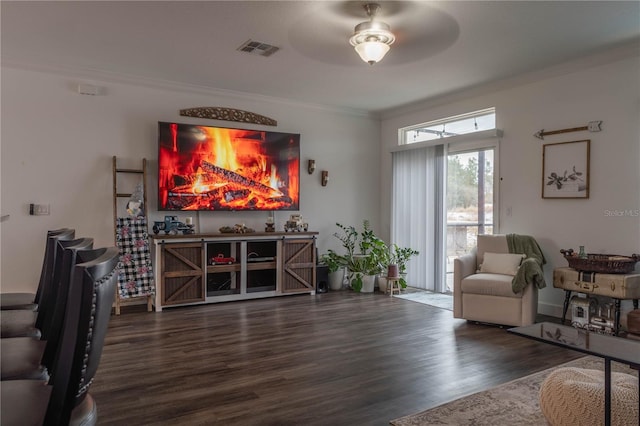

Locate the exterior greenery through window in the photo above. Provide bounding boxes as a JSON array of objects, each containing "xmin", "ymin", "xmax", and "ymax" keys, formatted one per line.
[
  {"xmin": 447, "ymin": 149, "xmax": 494, "ymax": 255},
  {"xmin": 448, "ymin": 153, "xmax": 488, "ymax": 208}
]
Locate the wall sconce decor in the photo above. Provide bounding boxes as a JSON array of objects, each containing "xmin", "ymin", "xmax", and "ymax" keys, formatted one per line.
[
  {"xmin": 308, "ymin": 159, "xmax": 316, "ymax": 174},
  {"xmin": 321, "ymin": 170, "xmax": 329, "ymax": 186}
]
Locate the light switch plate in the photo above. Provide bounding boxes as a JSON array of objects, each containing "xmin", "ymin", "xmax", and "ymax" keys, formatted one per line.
[{"xmin": 29, "ymin": 203, "xmax": 50, "ymax": 215}]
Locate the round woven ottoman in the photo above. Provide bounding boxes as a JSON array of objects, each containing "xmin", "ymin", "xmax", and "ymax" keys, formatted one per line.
[{"xmin": 539, "ymin": 367, "xmax": 639, "ymax": 426}]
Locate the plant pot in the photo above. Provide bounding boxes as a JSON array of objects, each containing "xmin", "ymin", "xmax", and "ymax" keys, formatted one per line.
[
  {"xmin": 387, "ymin": 264, "xmax": 399, "ymax": 278},
  {"xmin": 377, "ymin": 275, "xmax": 388, "ymax": 293},
  {"xmin": 328, "ymin": 269, "xmax": 344, "ymax": 291},
  {"xmin": 361, "ymin": 274, "xmax": 376, "ymax": 293}
]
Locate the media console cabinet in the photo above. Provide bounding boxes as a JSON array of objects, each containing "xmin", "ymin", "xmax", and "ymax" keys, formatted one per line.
[{"xmin": 151, "ymin": 232, "xmax": 318, "ymax": 311}]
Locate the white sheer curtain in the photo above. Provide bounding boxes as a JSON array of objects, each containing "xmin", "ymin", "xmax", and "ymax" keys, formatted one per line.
[{"xmin": 391, "ymin": 144, "xmax": 446, "ymax": 292}]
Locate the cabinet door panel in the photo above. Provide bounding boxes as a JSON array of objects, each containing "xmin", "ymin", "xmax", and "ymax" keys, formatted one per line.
[
  {"xmin": 161, "ymin": 243, "xmax": 204, "ymax": 305},
  {"xmin": 282, "ymin": 239, "xmax": 316, "ymax": 293}
]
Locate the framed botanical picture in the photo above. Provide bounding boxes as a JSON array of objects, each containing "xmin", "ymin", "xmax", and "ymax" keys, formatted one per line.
[{"xmin": 542, "ymin": 139, "xmax": 590, "ymax": 199}]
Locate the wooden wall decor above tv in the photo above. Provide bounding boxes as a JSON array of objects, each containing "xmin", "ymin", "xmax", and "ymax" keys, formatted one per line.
[{"xmin": 179, "ymin": 107, "xmax": 277, "ymax": 126}]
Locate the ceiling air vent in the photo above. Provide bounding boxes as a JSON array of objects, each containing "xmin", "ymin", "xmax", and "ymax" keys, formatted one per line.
[{"xmin": 237, "ymin": 39, "xmax": 280, "ymax": 57}]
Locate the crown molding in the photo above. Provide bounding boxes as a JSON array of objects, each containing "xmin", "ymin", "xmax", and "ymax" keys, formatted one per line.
[
  {"xmin": 378, "ymin": 39, "xmax": 640, "ymax": 120},
  {"xmin": 1, "ymin": 57, "xmax": 376, "ymax": 120}
]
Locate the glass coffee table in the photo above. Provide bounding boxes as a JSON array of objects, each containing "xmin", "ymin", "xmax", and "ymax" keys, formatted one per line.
[{"xmin": 509, "ymin": 322, "xmax": 640, "ymax": 426}]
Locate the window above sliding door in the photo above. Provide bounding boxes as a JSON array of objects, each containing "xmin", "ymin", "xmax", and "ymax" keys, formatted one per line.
[{"xmin": 401, "ymin": 108, "xmax": 496, "ymax": 145}]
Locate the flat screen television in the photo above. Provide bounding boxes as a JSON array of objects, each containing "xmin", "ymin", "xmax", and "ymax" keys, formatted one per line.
[{"xmin": 158, "ymin": 122, "xmax": 300, "ymax": 211}]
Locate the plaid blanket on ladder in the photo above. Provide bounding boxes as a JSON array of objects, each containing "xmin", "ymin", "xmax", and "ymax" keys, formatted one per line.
[{"xmin": 115, "ymin": 217, "xmax": 155, "ymax": 298}]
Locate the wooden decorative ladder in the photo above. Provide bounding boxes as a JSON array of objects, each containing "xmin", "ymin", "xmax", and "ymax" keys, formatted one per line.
[{"xmin": 112, "ymin": 156, "xmax": 154, "ymax": 314}]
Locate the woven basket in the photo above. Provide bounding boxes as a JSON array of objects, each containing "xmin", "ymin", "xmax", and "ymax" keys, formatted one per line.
[{"xmin": 560, "ymin": 249, "xmax": 640, "ymax": 274}]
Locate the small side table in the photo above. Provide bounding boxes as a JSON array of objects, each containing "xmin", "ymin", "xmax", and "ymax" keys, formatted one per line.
[{"xmin": 386, "ymin": 277, "xmax": 402, "ymax": 296}]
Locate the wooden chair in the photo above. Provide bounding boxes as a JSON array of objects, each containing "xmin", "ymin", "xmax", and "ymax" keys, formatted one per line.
[
  {"xmin": 0, "ymin": 246, "xmax": 119, "ymax": 426},
  {"xmin": 1, "ymin": 238, "xmax": 94, "ymax": 381},
  {"xmin": 0, "ymin": 228, "xmax": 75, "ymax": 311},
  {"xmin": 0, "ymin": 229, "xmax": 76, "ymax": 338}
]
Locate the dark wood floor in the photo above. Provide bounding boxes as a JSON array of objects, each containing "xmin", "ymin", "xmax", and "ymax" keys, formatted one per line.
[{"xmin": 92, "ymin": 292, "xmax": 583, "ymax": 425}]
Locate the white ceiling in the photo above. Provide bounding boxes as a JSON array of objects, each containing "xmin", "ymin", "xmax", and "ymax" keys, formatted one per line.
[{"xmin": 2, "ymin": 1, "xmax": 639, "ymax": 115}]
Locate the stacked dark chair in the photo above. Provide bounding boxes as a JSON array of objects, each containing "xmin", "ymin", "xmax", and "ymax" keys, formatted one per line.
[
  {"xmin": 0, "ymin": 228, "xmax": 75, "ymax": 311},
  {"xmin": 1, "ymin": 229, "xmax": 76, "ymax": 338},
  {"xmin": 1, "ymin": 246, "xmax": 120, "ymax": 425},
  {"xmin": 1, "ymin": 237, "xmax": 94, "ymax": 381}
]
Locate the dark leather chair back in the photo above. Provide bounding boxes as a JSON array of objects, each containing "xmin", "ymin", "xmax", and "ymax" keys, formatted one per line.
[
  {"xmin": 33, "ymin": 228, "xmax": 75, "ymax": 309},
  {"xmin": 41, "ymin": 237, "xmax": 95, "ymax": 371},
  {"xmin": 46, "ymin": 246, "xmax": 119, "ymax": 426}
]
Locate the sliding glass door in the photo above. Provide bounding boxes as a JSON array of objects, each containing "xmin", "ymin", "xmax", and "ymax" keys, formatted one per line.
[{"xmin": 394, "ymin": 108, "xmax": 499, "ymax": 293}]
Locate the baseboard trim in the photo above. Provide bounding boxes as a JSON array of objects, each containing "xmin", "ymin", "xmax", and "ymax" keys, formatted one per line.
[{"xmin": 538, "ymin": 302, "xmax": 563, "ymax": 319}]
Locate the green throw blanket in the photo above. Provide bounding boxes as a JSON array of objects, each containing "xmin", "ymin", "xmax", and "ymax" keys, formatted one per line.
[{"xmin": 507, "ymin": 233, "xmax": 546, "ymax": 293}]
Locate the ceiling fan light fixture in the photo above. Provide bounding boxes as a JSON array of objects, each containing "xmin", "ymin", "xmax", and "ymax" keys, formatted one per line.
[
  {"xmin": 349, "ymin": 3, "xmax": 395, "ymax": 65},
  {"xmin": 354, "ymin": 40, "xmax": 390, "ymax": 65}
]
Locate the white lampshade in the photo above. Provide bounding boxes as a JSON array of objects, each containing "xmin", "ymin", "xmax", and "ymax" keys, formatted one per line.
[{"xmin": 354, "ymin": 40, "xmax": 390, "ymax": 65}]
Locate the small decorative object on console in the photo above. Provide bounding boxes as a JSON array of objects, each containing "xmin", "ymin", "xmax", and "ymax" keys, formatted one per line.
[
  {"xmin": 210, "ymin": 254, "xmax": 235, "ymax": 265},
  {"xmin": 219, "ymin": 224, "xmax": 255, "ymax": 234},
  {"xmin": 284, "ymin": 214, "xmax": 308, "ymax": 232},
  {"xmin": 247, "ymin": 251, "xmax": 275, "ymax": 262},
  {"xmin": 560, "ymin": 249, "xmax": 640, "ymax": 274},
  {"xmin": 570, "ymin": 295, "xmax": 616, "ymax": 335},
  {"xmin": 265, "ymin": 212, "xmax": 276, "ymax": 232},
  {"xmin": 570, "ymin": 295, "xmax": 596, "ymax": 328},
  {"xmin": 152, "ymin": 215, "xmax": 195, "ymax": 235}
]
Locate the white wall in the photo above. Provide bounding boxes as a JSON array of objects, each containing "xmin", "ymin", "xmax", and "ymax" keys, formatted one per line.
[
  {"xmin": 0, "ymin": 68, "xmax": 380, "ymax": 291},
  {"xmin": 3, "ymin": 53, "xmax": 638, "ymax": 315},
  {"xmin": 380, "ymin": 54, "xmax": 640, "ymax": 317}
]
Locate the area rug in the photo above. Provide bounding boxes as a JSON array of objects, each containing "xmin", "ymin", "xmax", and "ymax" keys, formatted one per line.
[
  {"xmin": 390, "ymin": 356, "xmax": 638, "ymax": 425},
  {"xmin": 394, "ymin": 290, "xmax": 453, "ymax": 311}
]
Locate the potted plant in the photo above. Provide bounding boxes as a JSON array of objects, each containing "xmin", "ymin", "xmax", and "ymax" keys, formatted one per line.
[
  {"xmin": 376, "ymin": 244, "xmax": 394, "ymax": 293},
  {"xmin": 346, "ymin": 255, "xmax": 366, "ymax": 292},
  {"xmin": 331, "ymin": 222, "xmax": 420, "ymax": 293},
  {"xmin": 333, "ymin": 222, "xmax": 358, "ymax": 259},
  {"xmin": 320, "ymin": 250, "xmax": 347, "ymax": 291},
  {"xmin": 391, "ymin": 244, "xmax": 420, "ymax": 288},
  {"xmin": 358, "ymin": 220, "xmax": 376, "ymax": 255},
  {"xmin": 333, "ymin": 220, "xmax": 394, "ymax": 293},
  {"xmin": 333, "ymin": 223, "xmax": 362, "ymax": 288},
  {"xmin": 364, "ymin": 234, "xmax": 392, "ymax": 292},
  {"xmin": 346, "ymin": 253, "xmax": 378, "ymax": 293}
]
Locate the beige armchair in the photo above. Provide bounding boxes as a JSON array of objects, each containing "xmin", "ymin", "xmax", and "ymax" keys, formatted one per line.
[{"xmin": 453, "ymin": 234, "xmax": 542, "ymax": 327}]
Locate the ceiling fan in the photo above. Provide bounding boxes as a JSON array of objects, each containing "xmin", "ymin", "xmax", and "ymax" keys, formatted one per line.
[
  {"xmin": 349, "ymin": 3, "xmax": 396, "ymax": 65},
  {"xmin": 288, "ymin": 1, "xmax": 459, "ymax": 67}
]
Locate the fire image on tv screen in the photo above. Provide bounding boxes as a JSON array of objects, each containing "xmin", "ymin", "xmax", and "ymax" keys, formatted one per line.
[{"xmin": 158, "ymin": 122, "xmax": 300, "ymax": 211}]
